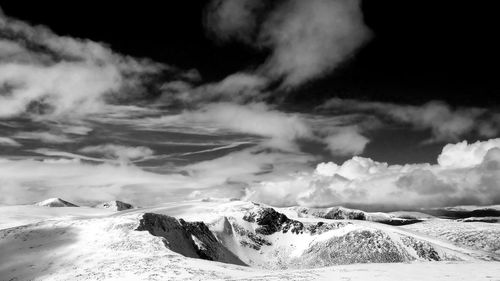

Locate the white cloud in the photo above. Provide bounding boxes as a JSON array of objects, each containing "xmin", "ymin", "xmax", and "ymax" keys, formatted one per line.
[
  {"xmin": 138, "ymin": 102, "xmax": 313, "ymax": 152},
  {"xmin": 12, "ymin": 131, "xmax": 73, "ymax": 144},
  {"xmin": 162, "ymin": 73, "xmax": 269, "ymax": 104},
  {"xmin": 0, "ymin": 136, "xmax": 21, "ymax": 147},
  {"xmin": 79, "ymin": 144, "xmax": 154, "ymax": 162},
  {"xmin": 204, "ymin": 0, "xmax": 264, "ymax": 44},
  {"xmin": 0, "ymin": 7, "xmax": 164, "ymax": 119},
  {"xmin": 129, "ymin": 102, "xmax": 371, "ymax": 156},
  {"xmin": 0, "ymin": 146, "xmax": 314, "ymax": 206},
  {"xmin": 244, "ymin": 138, "xmax": 500, "ymax": 209},
  {"xmin": 205, "ymin": 0, "xmax": 371, "ymax": 88},
  {"xmin": 323, "ymin": 127, "xmax": 369, "ymax": 156},
  {"xmin": 320, "ymin": 98, "xmax": 499, "ymax": 142},
  {"xmin": 437, "ymin": 139, "xmax": 500, "ymax": 168}
]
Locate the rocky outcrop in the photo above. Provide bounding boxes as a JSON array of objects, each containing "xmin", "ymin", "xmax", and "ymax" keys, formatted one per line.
[
  {"xmin": 294, "ymin": 206, "xmax": 366, "ymax": 220},
  {"xmin": 136, "ymin": 213, "xmax": 246, "ymax": 266},
  {"xmin": 294, "ymin": 206, "xmax": 423, "ymax": 225},
  {"xmin": 96, "ymin": 200, "xmax": 134, "ymax": 211},
  {"xmin": 243, "ymin": 207, "xmax": 305, "ymax": 235}
]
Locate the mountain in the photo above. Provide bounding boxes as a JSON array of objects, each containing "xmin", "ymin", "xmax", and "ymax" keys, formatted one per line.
[
  {"xmin": 421, "ymin": 205, "xmax": 500, "ymax": 219},
  {"xmin": 290, "ymin": 206, "xmax": 432, "ymax": 226},
  {"xmin": 1, "ymin": 199, "xmax": 499, "ymax": 280},
  {"xmin": 34, "ymin": 198, "xmax": 79, "ymax": 207},
  {"xmin": 95, "ymin": 200, "xmax": 134, "ymax": 211}
]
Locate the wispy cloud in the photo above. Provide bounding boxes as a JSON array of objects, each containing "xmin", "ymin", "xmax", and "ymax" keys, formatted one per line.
[
  {"xmin": 79, "ymin": 144, "xmax": 154, "ymax": 163},
  {"xmin": 205, "ymin": 0, "xmax": 371, "ymax": 88},
  {"xmin": 0, "ymin": 7, "xmax": 164, "ymax": 119},
  {"xmin": 12, "ymin": 131, "xmax": 74, "ymax": 144},
  {"xmin": 0, "ymin": 136, "xmax": 21, "ymax": 146},
  {"xmin": 319, "ymin": 98, "xmax": 500, "ymax": 142}
]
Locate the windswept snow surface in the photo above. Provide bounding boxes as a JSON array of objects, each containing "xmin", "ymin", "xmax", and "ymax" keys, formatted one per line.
[{"xmin": 0, "ymin": 199, "xmax": 499, "ymax": 281}]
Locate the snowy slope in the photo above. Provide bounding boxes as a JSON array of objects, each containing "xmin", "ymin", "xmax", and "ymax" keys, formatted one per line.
[
  {"xmin": 0, "ymin": 205, "xmax": 114, "ymax": 229},
  {"xmin": 1, "ymin": 199, "xmax": 499, "ymax": 281},
  {"xmin": 403, "ymin": 219, "xmax": 500, "ymax": 255},
  {"xmin": 35, "ymin": 198, "xmax": 79, "ymax": 207}
]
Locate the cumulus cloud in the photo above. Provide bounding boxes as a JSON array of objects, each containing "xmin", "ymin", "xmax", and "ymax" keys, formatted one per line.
[
  {"xmin": 0, "ymin": 7, "xmax": 164, "ymax": 119},
  {"xmin": 437, "ymin": 139, "xmax": 500, "ymax": 168},
  {"xmin": 244, "ymin": 138, "xmax": 500, "ymax": 209},
  {"xmin": 320, "ymin": 98, "xmax": 499, "ymax": 142},
  {"xmin": 205, "ymin": 0, "xmax": 371, "ymax": 88}
]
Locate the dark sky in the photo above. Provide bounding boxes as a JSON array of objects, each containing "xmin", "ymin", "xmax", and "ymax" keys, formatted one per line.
[{"xmin": 1, "ymin": 1, "xmax": 499, "ymax": 107}]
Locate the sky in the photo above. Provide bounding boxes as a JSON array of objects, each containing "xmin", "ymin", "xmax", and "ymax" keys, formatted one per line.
[{"xmin": 0, "ymin": 1, "xmax": 499, "ymax": 210}]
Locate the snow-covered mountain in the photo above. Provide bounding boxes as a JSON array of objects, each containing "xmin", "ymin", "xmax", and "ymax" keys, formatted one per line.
[
  {"xmin": 289, "ymin": 206, "xmax": 433, "ymax": 225},
  {"xmin": 1, "ymin": 199, "xmax": 499, "ymax": 280},
  {"xmin": 422, "ymin": 205, "xmax": 500, "ymax": 219},
  {"xmin": 35, "ymin": 198, "xmax": 79, "ymax": 207}
]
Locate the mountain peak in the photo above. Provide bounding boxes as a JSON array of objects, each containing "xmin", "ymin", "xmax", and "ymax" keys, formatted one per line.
[{"xmin": 35, "ymin": 198, "xmax": 79, "ymax": 207}]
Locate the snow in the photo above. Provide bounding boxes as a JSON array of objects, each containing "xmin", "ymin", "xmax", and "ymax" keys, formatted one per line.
[
  {"xmin": 0, "ymin": 205, "xmax": 114, "ymax": 229},
  {"xmin": 1, "ymin": 199, "xmax": 499, "ymax": 280},
  {"xmin": 403, "ymin": 219, "xmax": 500, "ymax": 255},
  {"xmin": 35, "ymin": 198, "xmax": 79, "ymax": 207}
]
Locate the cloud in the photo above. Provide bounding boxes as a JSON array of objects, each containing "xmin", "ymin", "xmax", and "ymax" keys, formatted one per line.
[
  {"xmin": 320, "ymin": 98, "xmax": 499, "ymax": 142},
  {"xmin": 130, "ymin": 102, "xmax": 371, "ymax": 156},
  {"xmin": 0, "ymin": 7, "xmax": 164, "ymax": 119},
  {"xmin": 0, "ymin": 146, "xmax": 314, "ymax": 206},
  {"xmin": 78, "ymin": 144, "xmax": 154, "ymax": 163},
  {"xmin": 164, "ymin": 102, "xmax": 313, "ymax": 151},
  {"xmin": 395, "ymin": 169, "xmax": 456, "ymax": 195},
  {"xmin": 323, "ymin": 127, "xmax": 369, "ymax": 156},
  {"xmin": 12, "ymin": 131, "xmax": 74, "ymax": 144},
  {"xmin": 204, "ymin": 0, "xmax": 264, "ymax": 44},
  {"xmin": 0, "ymin": 136, "xmax": 20, "ymax": 146},
  {"xmin": 161, "ymin": 72, "xmax": 269, "ymax": 105},
  {"xmin": 205, "ymin": 0, "xmax": 371, "ymax": 88},
  {"xmin": 0, "ymin": 157, "xmax": 187, "ymax": 206},
  {"xmin": 437, "ymin": 139, "xmax": 500, "ymax": 168},
  {"xmin": 244, "ymin": 138, "xmax": 500, "ymax": 209}
]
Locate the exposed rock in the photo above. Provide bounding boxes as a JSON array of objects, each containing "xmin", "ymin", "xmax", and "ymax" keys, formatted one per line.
[
  {"xmin": 324, "ymin": 207, "xmax": 366, "ymax": 220},
  {"xmin": 243, "ymin": 207, "xmax": 304, "ymax": 235},
  {"xmin": 400, "ymin": 235, "xmax": 440, "ymax": 261},
  {"xmin": 35, "ymin": 198, "xmax": 78, "ymax": 207},
  {"xmin": 136, "ymin": 213, "xmax": 246, "ymax": 266},
  {"xmin": 96, "ymin": 200, "xmax": 134, "ymax": 211}
]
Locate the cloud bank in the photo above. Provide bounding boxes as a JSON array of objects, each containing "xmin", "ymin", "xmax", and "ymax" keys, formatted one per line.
[{"xmin": 245, "ymin": 138, "xmax": 500, "ymax": 210}]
